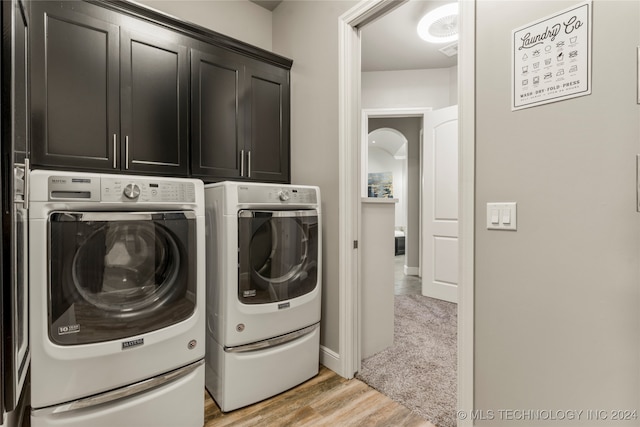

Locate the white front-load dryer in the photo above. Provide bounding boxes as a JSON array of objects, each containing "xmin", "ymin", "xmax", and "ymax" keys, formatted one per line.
[{"xmin": 204, "ymin": 181, "xmax": 322, "ymax": 412}]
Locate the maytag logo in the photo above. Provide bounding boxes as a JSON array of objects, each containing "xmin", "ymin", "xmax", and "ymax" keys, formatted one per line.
[
  {"xmin": 122, "ymin": 338, "xmax": 144, "ymax": 350},
  {"xmin": 51, "ymin": 178, "xmax": 67, "ymax": 184},
  {"xmin": 278, "ymin": 302, "xmax": 290, "ymax": 310}
]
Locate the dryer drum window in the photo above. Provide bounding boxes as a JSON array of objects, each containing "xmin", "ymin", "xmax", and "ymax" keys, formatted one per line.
[
  {"xmin": 238, "ymin": 210, "xmax": 319, "ymax": 304},
  {"xmin": 48, "ymin": 211, "xmax": 197, "ymax": 345}
]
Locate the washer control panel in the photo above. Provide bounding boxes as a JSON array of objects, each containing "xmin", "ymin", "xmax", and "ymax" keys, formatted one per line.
[
  {"xmin": 238, "ymin": 185, "xmax": 318, "ymax": 205},
  {"xmin": 47, "ymin": 175, "xmax": 196, "ymax": 203},
  {"xmin": 102, "ymin": 177, "xmax": 196, "ymax": 203}
]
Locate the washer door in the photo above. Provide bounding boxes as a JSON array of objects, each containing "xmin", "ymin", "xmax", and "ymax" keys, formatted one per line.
[
  {"xmin": 238, "ymin": 210, "xmax": 319, "ymax": 304},
  {"xmin": 48, "ymin": 211, "xmax": 197, "ymax": 345}
]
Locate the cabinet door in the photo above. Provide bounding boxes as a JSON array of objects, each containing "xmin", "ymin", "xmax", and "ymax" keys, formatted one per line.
[
  {"xmin": 191, "ymin": 48, "xmax": 244, "ymax": 179},
  {"xmin": 244, "ymin": 61, "xmax": 290, "ymax": 183},
  {"xmin": 13, "ymin": 0, "xmax": 29, "ymax": 165},
  {"xmin": 30, "ymin": 2, "xmax": 119, "ymax": 171},
  {"xmin": 120, "ymin": 27, "xmax": 189, "ymax": 176}
]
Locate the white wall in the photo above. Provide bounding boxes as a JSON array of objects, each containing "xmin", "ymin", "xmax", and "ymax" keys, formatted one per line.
[
  {"xmin": 475, "ymin": 0, "xmax": 640, "ymax": 423},
  {"xmin": 273, "ymin": 1, "xmax": 358, "ymax": 354},
  {"xmin": 136, "ymin": 0, "xmax": 272, "ymax": 50},
  {"xmin": 361, "ymin": 68, "xmax": 457, "ymax": 109},
  {"xmin": 449, "ymin": 65, "xmax": 458, "ymax": 104},
  {"xmin": 368, "ymin": 147, "xmax": 406, "ymax": 230}
]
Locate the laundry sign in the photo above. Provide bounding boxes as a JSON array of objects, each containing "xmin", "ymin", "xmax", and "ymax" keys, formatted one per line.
[{"xmin": 512, "ymin": 1, "xmax": 592, "ymax": 110}]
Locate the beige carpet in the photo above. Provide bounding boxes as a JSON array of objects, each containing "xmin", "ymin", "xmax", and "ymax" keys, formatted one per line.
[{"xmin": 356, "ymin": 294, "xmax": 457, "ymax": 427}]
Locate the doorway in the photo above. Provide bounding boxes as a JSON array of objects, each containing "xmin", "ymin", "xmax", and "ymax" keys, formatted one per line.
[
  {"xmin": 365, "ymin": 113, "xmax": 424, "ymax": 279},
  {"xmin": 337, "ymin": 0, "xmax": 475, "ymax": 424}
]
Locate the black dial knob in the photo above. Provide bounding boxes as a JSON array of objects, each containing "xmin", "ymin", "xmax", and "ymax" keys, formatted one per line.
[{"xmin": 123, "ymin": 183, "xmax": 141, "ymax": 199}]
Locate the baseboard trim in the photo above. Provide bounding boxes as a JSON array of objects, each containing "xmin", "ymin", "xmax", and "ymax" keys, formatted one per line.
[
  {"xmin": 404, "ymin": 265, "xmax": 419, "ymax": 276},
  {"xmin": 320, "ymin": 345, "xmax": 346, "ymax": 377}
]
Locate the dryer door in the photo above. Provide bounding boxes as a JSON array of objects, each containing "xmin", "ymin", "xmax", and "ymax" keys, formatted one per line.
[
  {"xmin": 48, "ymin": 211, "xmax": 197, "ymax": 345},
  {"xmin": 238, "ymin": 210, "xmax": 319, "ymax": 304}
]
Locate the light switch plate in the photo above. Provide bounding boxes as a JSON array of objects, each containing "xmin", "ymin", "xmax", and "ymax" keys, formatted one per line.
[
  {"xmin": 486, "ymin": 202, "xmax": 517, "ymax": 231},
  {"xmin": 637, "ymin": 155, "xmax": 640, "ymax": 212}
]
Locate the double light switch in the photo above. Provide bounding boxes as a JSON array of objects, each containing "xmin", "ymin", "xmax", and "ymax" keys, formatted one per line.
[{"xmin": 486, "ymin": 202, "xmax": 517, "ymax": 231}]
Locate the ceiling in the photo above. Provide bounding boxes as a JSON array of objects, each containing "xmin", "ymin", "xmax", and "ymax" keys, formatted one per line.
[
  {"xmin": 361, "ymin": 0, "xmax": 458, "ymax": 72},
  {"xmin": 368, "ymin": 128, "xmax": 408, "ymax": 159},
  {"xmin": 250, "ymin": 0, "xmax": 457, "ymax": 72},
  {"xmin": 250, "ymin": 0, "xmax": 282, "ymax": 12}
]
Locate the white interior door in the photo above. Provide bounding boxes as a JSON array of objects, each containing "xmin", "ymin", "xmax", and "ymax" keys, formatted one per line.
[{"xmin": 422, "ymin": 105, "xmax": 458, "ymax": 303}]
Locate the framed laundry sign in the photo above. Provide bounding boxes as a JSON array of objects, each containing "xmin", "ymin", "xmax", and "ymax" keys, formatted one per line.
[{"xmin": 512, "ymin": 0, "xmax": 592, "ymax": 110}]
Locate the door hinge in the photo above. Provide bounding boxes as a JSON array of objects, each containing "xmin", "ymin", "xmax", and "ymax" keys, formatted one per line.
[{"xmin": 353, "ymin": 240, "xmax": 358, "ymax": 249}]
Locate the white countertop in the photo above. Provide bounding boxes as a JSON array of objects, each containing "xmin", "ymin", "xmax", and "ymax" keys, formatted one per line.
[{"xmin": 361, "ymin": 197, "xmax": 398, "ymax": 204}]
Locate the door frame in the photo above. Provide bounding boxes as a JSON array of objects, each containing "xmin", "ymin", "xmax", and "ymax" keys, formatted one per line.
[
  {"xmin": 362, "ymin": 107, "xmax": 430, "ymax": 282},
  {"xmin": 337, "ymin": 0, "xmax": 475, "ymax": 424}
]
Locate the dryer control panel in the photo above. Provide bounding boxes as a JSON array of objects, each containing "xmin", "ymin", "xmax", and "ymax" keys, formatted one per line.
[{"xmin": 238, "ymin": 185, "xmax": 318, "ymax": 205}]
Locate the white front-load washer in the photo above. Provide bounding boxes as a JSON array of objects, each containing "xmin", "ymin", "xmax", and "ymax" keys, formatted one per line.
[
  {"xmin": 28, "ymin": 170, "xmax": 206, "ymax": 427},
  {"xmin": 204, "ymin": 181, "xmax": 321, "ymax": 412}
]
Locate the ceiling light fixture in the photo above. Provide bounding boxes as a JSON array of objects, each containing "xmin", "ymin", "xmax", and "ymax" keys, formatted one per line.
[{"xmin": 417, "ymin": 3, "xmax": 459, "ymax": 44}]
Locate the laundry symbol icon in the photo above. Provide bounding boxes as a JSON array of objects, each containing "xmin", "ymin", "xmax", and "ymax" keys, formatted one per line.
[
  {"xmin": 569, "ymin": 50, "xmax": 578, "ymax": 58},
  {"xmin": 545, "ymin": 58, "xmax": 552, "ymax": 65},
  {"xmin": 533, "ymin": 76, "xmax": 540, "ymax": 84},
  {"xmin": 545, "ymin": 45, "xmax": 552, "ymax": 52},
  {"xmin": 522, "ymin": 79, "xmax": 529, "ymax": 86},
  {"xmin": 556, "ymin": 41, "xmax": 565, "ymax": 48},
  {"xmin": 533, "ymin": 62, "xmax": 540, "ymax": 69},
  {"xmin": 556, "ymin": 69, "xmax": 564, "ymax": 76},
  {"xmin": 557, "ymin": 52, "xmax": 564, "ymax": 62},
  {"xmin": 570, "ymin": 36, "xmax": 577, "ymax": 44},
  {"xmin": 533, "ymin": 49, "xmax": 540, "ymax": 57},
  {"xmin": 522, "ymin": 53, "xmax": 528, "ymax": 61},
  {"xmin": 544, "ymin": 72, "xmax": 553, "ymax": 80},
  {"xmin": 522, "ymin": 65, "xmax": 529, "ymax": 74},
  {"xmin": 569, "ymin": 65, "xmax": 578, "ymax": 73}
]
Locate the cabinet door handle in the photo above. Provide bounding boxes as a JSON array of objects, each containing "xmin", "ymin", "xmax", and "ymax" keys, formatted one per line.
[
  {"xmin": 112, "ymin": 134, "xmax": 117, "ymax": 169},
  {"xmin": 125, "ymin": 136, "xmax": 129, "ymax": 170},
  {"xmin": 240, "ymin": 149, "xmax": 245, "ymax": 177},
  {"xmin": 22, "ymin": 158, "xmax": 29, "ymax": 210},
  {"xmin": 247, "ymin": 151, "xmax": 251, "ymax": 178}
]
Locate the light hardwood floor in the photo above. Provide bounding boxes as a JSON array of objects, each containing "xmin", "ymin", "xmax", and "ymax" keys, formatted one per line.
[{"xmin": 204, "ymin": 365, "xmax": 436, "ymax": 427}]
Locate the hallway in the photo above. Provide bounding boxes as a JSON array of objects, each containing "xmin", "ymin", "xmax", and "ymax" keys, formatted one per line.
[
  {"xmin": 358, "ymin": 254, "xmax": 456, "ymax": 427},
  {"xmin": 394, "ymin": 255, "xmax": 421, "ymax": 296}
]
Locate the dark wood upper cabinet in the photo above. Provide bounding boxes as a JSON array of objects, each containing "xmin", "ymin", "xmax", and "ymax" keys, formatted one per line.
[
  {"xmin": 30, "ymin": 3, "xmax": 120, "ymax": 171},
  {"xmin": 30, "ymin": 1, "xmax": 188, "ymax": 175},
  {"xmin": 29, "ymin": 0, "xmax": 291, "ymax": 181},
  {"xmin": 191, "ymin": 48, "xmax": 244, "ymax": 179},
  {"xmin": 191, "ymin": 48, "xmax": 290, "ymax": 183},
  {"xmin": 120, "ymin": 28, "xmax": 189, "ymax": 175},
  {"xmin": 244, "ymin": 60, "xmax": 290, "ymax": 183}
]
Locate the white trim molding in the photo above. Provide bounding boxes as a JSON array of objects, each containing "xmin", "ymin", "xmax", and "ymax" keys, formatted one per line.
[
  {"xmin": 404, "ymin": 265, "xmax": 419, "ymax": 276},
  {"xmin": 337, "ymin": 4, "xmax": 363, "ymax": 380},
  {"xmin": 457, "ymin": 0, "xmax": 476, "ymax": 425},
  {"xmin": 319, "ymin": 345, "xmax": 341, "ymax": 374}
]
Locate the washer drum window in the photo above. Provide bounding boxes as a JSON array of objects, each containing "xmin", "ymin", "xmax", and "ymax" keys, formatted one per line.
[
  {"xmin": 48, "ymin": 211, "xmax": 197, "ymax": 345},
  {"xmin": 238, "ymin": 210, "xmax": 319, "ymax": 305}
]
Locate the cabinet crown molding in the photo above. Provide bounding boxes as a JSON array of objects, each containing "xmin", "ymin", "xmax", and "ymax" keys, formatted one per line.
[{"xmin": 89, "ymin": 0, "xmax": 293, "ymax": 70}]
